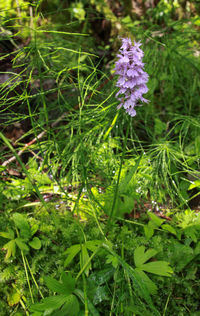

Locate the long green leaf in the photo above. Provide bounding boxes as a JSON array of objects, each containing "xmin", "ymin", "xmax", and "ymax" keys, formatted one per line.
[
  {"xmin": 30, "ymin": 295, "xmax": 67, "ymax": 312},
  {"xmin": 44, "ymin": 277, "xmax": 69, "ymax": 295},
  {"xmin": 0, "ymin": 229, "xmax": 15, "ymax": 240},
  {"xmin": 135, "ymin": 268, "xmax": 158, "ymax": 295},
  {"xmin": 64, "ymin": 244, "xmax": 81, "ymax": 267},
  {"xmin": 3, "ymin": 240, "xmax": 16, "ymax": 259},
  {"xmin": 53, "ymin": 295, "xmax": 79, "ymax": 316},
  {"xmin": 140, "ymin": 261, "xmax": 173, "ymax": 277},
  {"xmin": 45, "ymin": 273, "xmax": 75, "ymax": 295}
]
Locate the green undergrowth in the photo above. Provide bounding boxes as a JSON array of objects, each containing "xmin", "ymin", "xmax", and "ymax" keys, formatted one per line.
[
  {"xmin": 1, "ymin": 0, "xmax": 200, "ymax": 315},
  {"xmin": 1, "ymin": 206, "xmax": 200, "ymax": 315}
]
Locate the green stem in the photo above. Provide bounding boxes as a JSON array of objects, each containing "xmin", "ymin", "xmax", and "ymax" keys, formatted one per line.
[
  {"xmin": 21, "ymin": 251, "xmax": 34, "ymax": 304},
  {"xmin": 25, "ymin": 256, "xmax": 44, "ymax": 299},
  {"xmin": 11, "ymin": 283, "xmax": 29, "ymax": 316},
  {"xmin": 82, "ymin": 274, "xmax": 89, "ymax": 316},
  {"xmin": 105, "ymin": 122, "xmax": 130, "ymax": 232},
  {"xmin": 109, "ymin": 268, "xmax": 118, "ymax": 316}
]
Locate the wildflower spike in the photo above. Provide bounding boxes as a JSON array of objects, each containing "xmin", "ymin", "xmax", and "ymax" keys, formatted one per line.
[{"xmin": 114, "ymin": 38, "xmax": 149, "ymax": 117}]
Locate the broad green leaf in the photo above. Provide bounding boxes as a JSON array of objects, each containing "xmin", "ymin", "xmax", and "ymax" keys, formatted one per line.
[
  {"xmin": 15, "ymin": 238, "xmax": 29, "ymax": 251},
  {"xmin": 44, "ymin": 276, "xmax": 69, "ymax": 295},
  {"xmin": 135, "ymin": 268, "xmax": 157, "ymax": 295},
  {"xmin": 13, "ymin": 213, "xmax": 31, "ymax": 240},
  {"xmin": 188, "ymin": 180, "xmax": 200, "ymax": 190},
  {"xmin": 140, "ymin": 261, "xmax": 173, "ymax": 276},
  {"xmin": 64, "ymin": 244, "xmax": 81, "ymax": 267},
  {"xmin": 30, "ymin": 295, "xmax": 68, "ymax": 312},
  {"xmin": 85, "ymin": 240, "xmax": 102, "ymax": 252},
  {"xmin": 148, "ymin": 212, "xmax": 165, "ymax": 227},
  {"xmin": 53, "ymin": 294, "xmax": 79, "ymax": 316},
  {"xmin": 161, "ymin": 224, "xmax": 177, "ymax": 235},
  {"xmin": 134, "ymin": 246, "xmax": 158, "ymax": 267},
  {"xmin": 148, "ymin": 212, "xmax": 165, "ymax": 226},
  {"xmin": 0, "ymin": 229, "xmax": 15, "ymax": 240},
  {"xmin": 106, "ymin": 254, "xmax": 119, "ymax": 268},
  {"xmin": 80, "ymin": 244, "xmax": 91, "ymax": 276},
  {"xmin": 3, "ymin": 240, "xmax": 16, "ymax": 259},
  {"xmin": 44, "ymin": 273, "xmax": 75, "ymax": 295},
  {"xmin": 60, "ymin": 273, "xmax": 75, "ymax": 294},
  {"xmin": 144, "ymin": 224, "xmax": 154, "ymax": 240},
  {"xmin": 7, "ymin": 291, "xmax": 21, "ymax": 306},
  {"xmin": 29, "ymin": 237, "xmax": 41, "ymax": 250}
]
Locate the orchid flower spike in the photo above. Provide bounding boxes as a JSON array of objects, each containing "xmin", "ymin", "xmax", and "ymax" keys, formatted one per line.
[{"xmin": 114, "ymin": 38, "xmax": 149, "ymax": 117}]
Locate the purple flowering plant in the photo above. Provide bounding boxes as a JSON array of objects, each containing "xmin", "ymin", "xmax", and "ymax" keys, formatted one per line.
[{"xmin": 114, "ymin": 38, "xmax": 149, "ymax": 117}]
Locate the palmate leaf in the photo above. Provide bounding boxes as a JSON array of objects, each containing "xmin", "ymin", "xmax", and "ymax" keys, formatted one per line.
[
  {"xmin": 134, "ymin": 246, "xmax": 173, "ymax": 277},
  {"xmin": 53, "ymin": 294, "xmax": 80, "ymax": 316},
  {"xmin": 134, "ymin": 246, "xmax": 158, "ymax": 267},
  {"xmin": 135, "ymin": 268, "xmax": 158, "ymax": 295},
  {"xmin": 30, "ymin": 295, "xmax": 68, "ymax": 312},
  {"xmin": 44, "ymin": 273, "xmax": 75, "ymax": 295},
  {"xmin": 61, "ymin": 272, "xmax": 76, "ymax": 292},
  {"xmin": 140, "ymin": 261, "xmax": 173, "ymax": 277},
  {"xmin": 44, "ymin": 277, "xmax": 69, "ymax": 295},
  {"xmin": 85, "ymin": 240, "xmax": 102, "ymax": 252},
  {"xmin": 101, "ymin": 242, "xmax": 159, "ymax": 315},
  {"xmin": 64, "ymin": 240, "xmax": 101, "ymax": 268},
  {"xmin": 144, "ymin": 223, "xmax": 155, "ymax": 240}
]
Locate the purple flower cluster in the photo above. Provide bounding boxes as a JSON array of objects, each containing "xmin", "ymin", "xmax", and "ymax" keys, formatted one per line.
[{"xmin": 114, "ymin": 38, "xmax": 149, "ymax": 117}]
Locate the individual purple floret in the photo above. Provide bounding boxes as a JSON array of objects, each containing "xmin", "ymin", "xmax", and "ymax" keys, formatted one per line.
[{"xmin": 114, "ymin": 38, "xmax": 149, "ymax": 117}]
